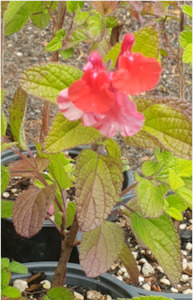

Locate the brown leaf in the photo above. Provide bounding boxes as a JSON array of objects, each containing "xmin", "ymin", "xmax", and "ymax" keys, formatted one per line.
[
  {"xmin": 9, "ymin": 157, "xmax": 50, "ymax": 177},
  {"xmin": 91, "ymin": 1, "xmax": 119, "ymax": 16},
  {"xmin": 13, "ymin": 184, "xmax": 56, "ymax": 238}
]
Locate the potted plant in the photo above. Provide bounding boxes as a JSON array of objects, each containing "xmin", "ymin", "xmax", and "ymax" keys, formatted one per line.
[{"xmin": 1, "ymin": 1, "xmax": 192, "ymax": 299}]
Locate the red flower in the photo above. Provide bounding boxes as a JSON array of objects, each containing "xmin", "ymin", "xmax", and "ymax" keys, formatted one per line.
[
  {"xmin": 68, "ymin": 52, "xmax": 116, "ymax": 114},
  {"xmin": 112, "ymin": 33, "xmax": 162, "ymax": 95}
]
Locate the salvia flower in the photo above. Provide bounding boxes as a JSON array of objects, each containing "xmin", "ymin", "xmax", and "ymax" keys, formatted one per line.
[{"xmin": 57, "ymin": 33, "xmax": 162, "ymax": 138}]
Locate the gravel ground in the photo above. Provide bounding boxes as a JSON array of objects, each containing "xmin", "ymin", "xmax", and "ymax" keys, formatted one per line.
[{"xmin": 2, "ymin": 1, "xmax": 192, "ymax": 298}]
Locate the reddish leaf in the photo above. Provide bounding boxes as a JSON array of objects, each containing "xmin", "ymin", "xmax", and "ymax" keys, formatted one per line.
[
  {"xmin": 92, "ymin": 1, "xmax": 119, "ymax": 16},
  {"xmin": 119, "ymin": 243, "xmax": 139, "ymax": 285},
  {"xmin": 13, "ymin": 184, "xmax": 57, "ymax": 238},
  {"xmin": 9, "ymin": 157, "xmax": 50, "ymax": 177},
  {"xmin": 80, "ymin": 221, "xmax": 124, "ymax": 277}
]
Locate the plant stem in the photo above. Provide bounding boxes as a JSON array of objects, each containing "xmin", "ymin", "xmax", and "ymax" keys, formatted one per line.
[
  {"xmin": 40, "ymin": 2, "xmax": 66, "ymax": 143},
  {"xmin": 178, "ymin": 7, "xmax": 185, "ymax": 100},
  {"xmin": 120, "ymin": 182, "xmax": 137, "ymax": 197},
  {"xmin": 1, "ymin": 5, "xmax": 5, "ymax": 89},
  {"xmin": 51, "ymin": 216, "xmax": 78, "ymax": 287}
]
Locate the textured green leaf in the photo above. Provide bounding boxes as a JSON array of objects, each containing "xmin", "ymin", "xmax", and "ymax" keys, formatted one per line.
[
  {"xmin": 87, "ymin": 14, "xmax": 104, "ymax": 41},
  {"xmin": 66, "ymin": 202, "xmax": 76, "ymax": 229},
  {"xmin": 29, "ymin": 1, "xmax": 58, "ymax": 29},
  {"xmin": 64, "ymin": 28, "xmax": 87, "ymax": 49},
  {"xmin": 1, "ymin": 164, "xmax": 10, "ymax": 193},
  {"xmin": 143, "ymin": 104, "xmax": 192, "ymax": 159},
  {"xmin": 130, "ymin": 296, "xmax": 173, "ymax": 300},
  {"xmin": 1, "ymin": 142, "xmax": 18, "ymax": 152},
  {"xmin": 20, "ymin": 63, "xmax": 83, "ymax": 104},
  {"xmin": 103, "ymin": 138, "xmax": 122, "ymax": 160},
  {"xmin": 182, "ymin": 43, "xmax": 192, "ymax": 64},
  {"xmin": 13, "ymin": 184, "xmax": 57, "ymax": 238},
  {"xmin": 176, "ymin": 186, "xmax": 192, "ymax": 206},
  {"xmin": 174, "ymin": 158, "xmax": 192, "ymax": 177},
  {"xmin": 91, "ymin": 37, "xmax": 111, "ymax": 59},
  {"xmin": 103, "ymin": 41, "xmax": 121, "ymax": 68},
  {"xmin": 76, "ymin": 149, "xmax": 122, "ymax": 231},
  {"xmin": 179, "ymin": 31, "xmax": 192, "ymax": 49},
  {"xmin": 80, "ymin": 221, "xmax": 124, "ymax": 277},
  {"xmin": 183, "ymin": 177, "xmax": 192, "ymax": 190},
  {"xmin": 74, "ymin": 10, "xmax": 89, "ymax": 26},
  {"xmin": 66, "ymin": 1, "xmax": 84, "ymax": 13},
  {"xmin": 125, "ymin": 130, "xmax": 163, "ymax": 150},
  {"xmin": 44, "ymin": 113, "xmax": 102, "ymax": 153},
  {"xmin": 4, "ymin": 1, "xmax": 29, "ymax": 36},
  {"xmin": 60, "ymin": 48, "xmax": 74, "ymax": 60},
  {"xmin": 1, "ymin": 200, "xmax": 14, "ymax": 218},
  {"xmin": 47, "ymin": 287, "xmax": 73, "ymax": 300},
  {"xmin": 181, "ymin": 5, "xmax": 192, "ymax": 18},
  {"xmin": 142, "ymin": 160, "xmax": 160, "ymax": 176},
  {"xmin": 1, "ymin": 268, "xmax": 10, "ymax": 291},
  {"xmin": 8, "ymin": 261, "xmax": 28, "ymax": 274},
  {"xmin": 137, "ymin": 178, "xmax": 164, "ymax": 218},
  {"xmin": 119, "ymin": 243, "xmax": 139, "ymax": 285},
  {"xmin": 1, "ymin": 258, "xmax": 10, "ymax": 269},
  {"xmin": 164, "ymin": 194, "xmax": 188, "ymax": 220},
  {"xmin": 132, "ymin": 213, "xmax": 182, "ymax": 285},
  {"xmin": 3, "ymin": 286, "xmax": 21, "ymax": 298},
  {"xmin": 169, "ymin": 169, "xmax": 185, "ymax": 190},
  {"xmin": 45, "ymin": 37, "xmax": 62, "ymax": 52},
  {"xmin": 105, "ymin": 16, "xmax": 118, "ymax": 28},
  {"xmin": 9, "ymin": 87, "xmax": 27, "ymax": 149},
  {"xmin": 1, "ymin": 112, "xmax": 7, "ymax": 137}
]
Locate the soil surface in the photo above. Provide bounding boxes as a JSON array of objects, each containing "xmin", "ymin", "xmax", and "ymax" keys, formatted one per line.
[{"xmin": 2, "ymin": 1, "xmax": 192, "ymax": 299}]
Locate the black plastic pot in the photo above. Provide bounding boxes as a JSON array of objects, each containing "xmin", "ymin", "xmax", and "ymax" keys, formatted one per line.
[
  {"xmin": 1, "ymin": 145, "xmax": 134, "ymax": 263},
  {"xmin": 11, "ymin": 262, "xmax": 139, "ymax": 298}
]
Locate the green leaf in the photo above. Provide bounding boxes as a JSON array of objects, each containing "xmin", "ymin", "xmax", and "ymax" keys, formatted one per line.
[
  {"xmin": 1, "ymin": 200, "xmax": 14, "ymax": 218},
  {"xmin": 44, "ymin": 112, "xmax": 102, "ymax": 153},
  {"xmin": 66, "ymin": 1, "xmax": 84, "ymax": 13},
  {"xmin": 169, "ymin": 168, "xmax": 185, "ymax": 190},
  {"xmin": 4, "ymin": 1, "xmax": 29, "ymax": 36},
  {"xmin": 64, "ymin": 28, "xmax": 87, "ymax": 49},
  {"xmin": 8, "ymin": 261, "xmax": 28, "ymax": 274},
  {"xmin": 19, "ymin": 63, "xmax": 83, "ymax": 104},
  {"xmin": 74, "ymin": 10, "xmax": 89, "ymax": 26},
  {"xmin": 142, "ymin": 160, "xmax": 160, "ymax": 176},
  {"xmin": 1, "ymin": 258, "xmax": 10, "ymax": 269},
  {"xmin": 1, "ymin": 112, "xmax": 7, "ymax": 137},
  {"xmin": 104, "ymin": 25, "xmax": 160, "ymax": 68},
  {"xmin": 130, "ymin": 296, "xmax": 174, "ymax": 300},
  {"xmin": 13, "ymin": 184, "xmax": 57, "ymax": 238},
  {"xmin": 182, "ymin": 43, "xmax": 192, "ymax": 64},
  {"xmin": 47, "ymin": 287, "xmax": 73, "ymax": 300},
  {"xmin": 1, "ymin": 142, "xmax": 18, "ymax": 152},
  {"xmin": 131, "ymin": 213, "xmax": 182, "ymax": 285},
  {"xmin": 143, "ymin": 104, "xmax": 192, "ymax": 159},
  {"xmin": 105, "ymin": 16, "xmax": 118, "ymax": 29},
  {"xmin": 137, "ymin": 178, "xmax": 164, "ymax": 218},
  {"xmin": 91, "ymin": 37, "xmax": 111, "ymax": 59},
  {"xmin": 3, "ymin": 286, "xmax": 21, "ymax": 298},
  {"xmin": 179, "ymin": 31, "xmax": 192, "ymax": 49},
  {"xmin": 76, "ymin": 149, "xmax": 122, "ymax": 231},
  {"xmin": 1, "ymin": 164, "xmax": 10, "ymax": 193},
  {"xmin": 9, "ymin": 87, "xmax": 28, "ymax": 150},
  {"xmin": 29, "ymin": 1, "xmax": 58, "ymax": 29},
  {"xmin": 1, "ymin": 268, "xmax": 10, "ymax": 291},
  {"xmin": 176, "ymin": 186, "xmax": 192, "ymax": 206},
  {"xmin": 125, "ymin": 130, "xmax": 163, "ymax": 150},
  {"xmin": 60, "ymin": 48, "xmax": 74, "ymax": 60},
  {"xmin": 103, "ymin": 138, "xmax": 122, "ymax": 160},
  {"xmin": 181, "ymin": 5, "xmax": 192, "ymax": 18},
  {"xmin": 119, "ymin": 243, "xmax": 139, "ymax": 285},
  {"xmin": 80, "ymin": 221, "xmax": 124, "ymax": 277},
  {"xmin": 164, "ymin": 194, "xmax": 188, "ymax": 220},
  {"xmin": 174, "ymin": 158, "xmax": 192, "ymax": 177},
  {"xmin": 66, "ymin": 202, "xmax": 76, "ymax": 228},
  {"xmin": 45, "ymin": 37, "xmax": 62, "ymax": 52},
  {"xmin": 87, "ymin": 14, "xmax": 104, "ymax": 41}
]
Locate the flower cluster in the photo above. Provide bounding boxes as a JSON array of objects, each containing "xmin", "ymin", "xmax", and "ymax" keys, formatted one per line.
[{"xmin": 57, "ymin": 33, "xmax": 161, "ymax": 137}]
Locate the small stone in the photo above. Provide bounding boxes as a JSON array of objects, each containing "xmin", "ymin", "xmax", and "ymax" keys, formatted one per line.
[
  {"xmin": 185, "ymin": 242, "xmax": 192, "ymax": 251},
  {"xmin": 170, "ymin": 287, "xmax": 178, "ymax": 293},
  {"xmin": 183, "ymin": 258, "xmax": 188, "ymax": 270},
  {"xmin": 142, "ymin": 283, "xmax": 151, "ymax": 291},
  {"xmin": 111, "ymin": 263, "xmax": 117, "ymax": 270},
  {"xmin": 87, "ymin": 290, "xmax": 103, "ymax": 299},
  {"xmin": 160, "ymin": 278, "xmax": 170, "ymax": 286},
  {"xmin": 139, "ymin": 276, "xmax": 145, "ymax": 283},
  {"xmin": 117, "ymin": 269, "xmax": 123, "ymax": 275},
  {"xmin": 181, "ymin": 274, "xmax": 189, "ymax": 283},
  {"xmin": 140, "ymin": 250, "xmax": 145, "ymax": 254},
  {"xmin": 137, "ymin": 265, "xmax": 141, "ymax": 272},
  {"xmin": 181, "ymin": 250, "xmax": 188, "ymax": 256},
  {"xmin": 16, "ymin": 52, "xmax": 23, "ymax": 56},
  {"xmin": 120, "ymin": 266, "xmax": 127, "ymax": 273},
  {"xmin": 139, "ymin": 258, "xmax": 147, "ymax": 264},
  {"xmin": 177, "ymin": 284, "xmax": 182, "ymax": 288},
  {"xmin": 40, "ymin": 280, "xmax": 51, "ymax": 289},
  {"xmin": 187, "ymin": 262, "xmax": 192, "ymax": 270},
  {"xmin": 74, "ymin": 291, "xmax": 84, "ymax": 300},
  {"xmin": 3, "ymin": 192, "xmax": 10, "ymax": 198},
  {"xmin": 157, "ymin": 266, "xmax": 164, "ymax": 273},
  {"xmin": 11, "ymin": 188, "xmax": 17, "ymax": 193},
  {"xmin": 116, "ymin": 275, "xmax": 123, "ymax": 281},
  {"xmin": 183, "ymin": 289, "xmax": 192, "ymax": 294},
  {"xmin": 13, "ymin": 279, "xmax": 28, "ymax": 293},
  {"xmin": 180, "ymin": 223, "xmax": 187, "ymax": 230},
  {"xmin": 132, "ymin": 251, "xmax": 138, "ymax": 259},
  {"xmin": 142, "ymin": 262, "xmax": 155, "ymax": 276}
]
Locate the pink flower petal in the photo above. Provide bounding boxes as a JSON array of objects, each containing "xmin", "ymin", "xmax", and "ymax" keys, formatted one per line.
[
  {"xmin": 92, "ymin": 92, "xmax": 144, "ymax": 137},
  {"xmin": 57, "ymin": 89, "xmax": 83, "ymax": 120},
  {"xmin": 112, "ymin": 52, "xmax": 161, "ymax": 95}
]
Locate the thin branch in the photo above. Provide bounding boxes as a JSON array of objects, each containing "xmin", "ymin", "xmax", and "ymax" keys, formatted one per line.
[
  {"xmin": 120, "ymin": 182, "xmax": 137, "ymax": 197},
  {"xmin": 178, "ymin": 8, "xmax": 185, "ymax": 100}
]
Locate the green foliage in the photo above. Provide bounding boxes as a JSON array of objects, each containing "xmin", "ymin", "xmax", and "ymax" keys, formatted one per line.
[
  {"xmin": 179, "ymin": 4, "xmax": 192, "ymax": 66},
  {"xmin": 45, "ymin": 29, "xmax": 66, "ymax": 52},
  {"xmin": 66, "ymin": 1, "xmax": 84, "ymax": 13},
  {"xmin": 1, "ymin": 200, "xmax": 14, "ymax": 218},
  {"xmin": 1, "ymin": 164, "xmax": 10, "ymax": 194},
  {"xmin": 1, "ymin": 258, "xmax": 28, "ymax": 298},
  {"xmin": 181, "ymin": 4, "xmax": 192, "ymax": 19}
]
